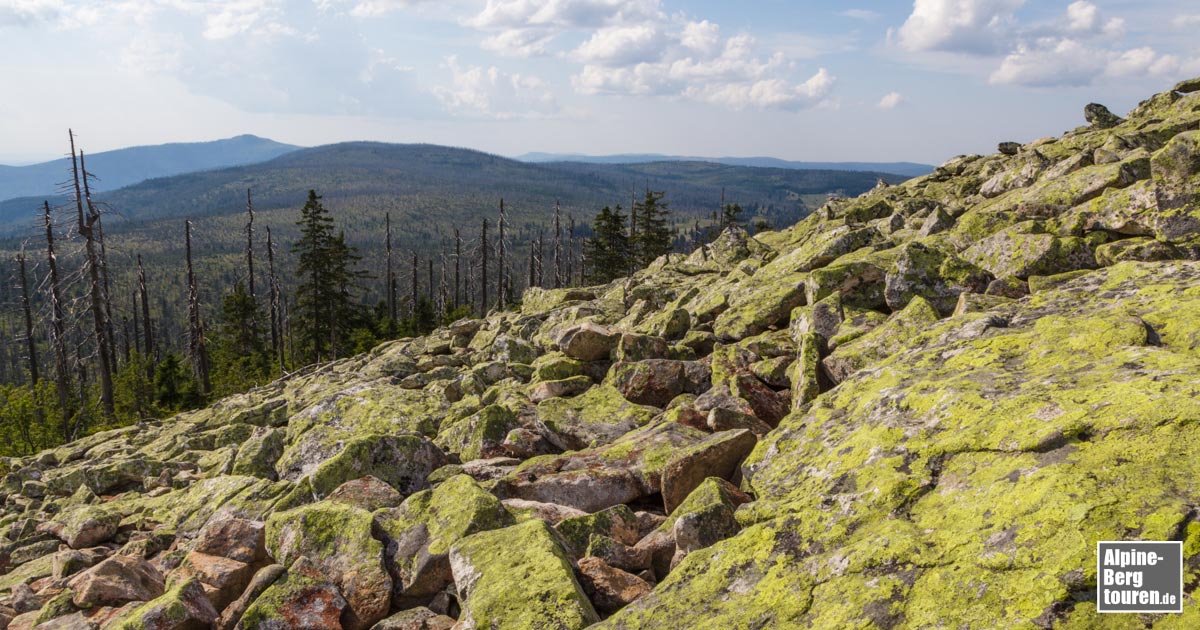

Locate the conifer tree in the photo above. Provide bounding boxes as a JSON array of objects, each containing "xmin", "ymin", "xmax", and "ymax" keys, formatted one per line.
[
  {"xmin": 632, "ymin": 189, "xmax": 671, "ymax": 267},
  {"xmin": 584, "ymin": 205, "xmax": 630, "ymax": 283},
  {"xmin": 292, "ymin": 190, "xmax": 362, "ymax": 364}
]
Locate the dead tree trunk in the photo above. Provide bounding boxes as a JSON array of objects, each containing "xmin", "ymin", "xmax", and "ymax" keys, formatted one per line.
[
  {"xmin": 137, "ymin": 254, "xmax": 154, "ymax": 362},
  {"xmin": 15, "ymin": 248, "xmax": 39, "ymax": 386},
  {"xmin": 245, "ymin": 189, "xmax": 256, "ymax": 300},
  {"xmin": 439, "ymin": 241, "xmax": 448, "ymax": 318},
  {"xmin": 554, "ymin": 202, "xmax": 563, "ymax": 289},
  {"xmin": 266, "ymin": 227, "xmax": 283, "ymax": 371},
  {"xmin": 185, "ymin": 220, "xmax": 210, "ymax": 398},
  {"xmin": 567, "ymin": 215, "xmax": 576, "ymax": 286},
  {"xmin": 472, "ymin": 218, "xmax": 482, "ymax": 314},
  {"xmin": 453, "ymin": 227, "xmax": 462, "ymax": 309},
  {"xmin": 43, "ymin": 202, "xmax": 72, "ymax": 440},
  {"xmin": 16, "ymin": 251, "xmax": 39, "ymax": 385},
  {"xmin": 95, "ymin": 215, "xmax": 117, "ymax": 374},
  {"xmin": 386, "ymin": 213, "xmax": 396, "ymax": 322},
  {"xmin": 71, "ymin": 135, "xmax": 114, "ymax": 418},
  {"xmin": 411, "ymin": 253, "xmax": 419, "ymax": 317},
  {"xmin": 497, "ymin": 199, "xmax": 508, "ymax": 308}
]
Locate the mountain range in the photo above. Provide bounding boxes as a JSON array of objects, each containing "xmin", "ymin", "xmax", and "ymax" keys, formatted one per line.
[
  {"xmin": 515, "ymin": 152, "xmax": 935, "ymax": 177},
  {"xmin": 0, "ymin": 134, "xmax": 299, "ymax": 202}
]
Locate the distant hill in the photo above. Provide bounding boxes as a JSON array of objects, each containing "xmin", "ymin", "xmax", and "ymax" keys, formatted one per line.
[
  {"xmin": 515, "ymin": 152, "xmax": 935, "ymax": 178},
  {"xmin": 0, "ymin": 142, "xmax": 903, "ymax": 241},
  {"xmin": 0, "ymin": 135, "xmax": 300, "ymax": 202}
]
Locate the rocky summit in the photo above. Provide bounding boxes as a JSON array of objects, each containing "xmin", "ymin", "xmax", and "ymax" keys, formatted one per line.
[{"xmin": 5, "ymin": 79, "xmax": 1200, "ymax": 630}]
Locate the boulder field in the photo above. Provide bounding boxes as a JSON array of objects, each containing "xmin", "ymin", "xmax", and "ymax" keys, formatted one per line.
[{"xmin": 5, "ymin": 80, "xmax": 1200, "ymax": 629}]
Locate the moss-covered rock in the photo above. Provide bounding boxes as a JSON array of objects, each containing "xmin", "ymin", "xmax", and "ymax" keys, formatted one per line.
[
  {"xmin": 306, "ymin": 434, "xmax": 447, "ymax": 500},
  {"xmin": 535, "ymin": 385, "xmax": 660, "ymax": 450},
  {"xmin": 435, "ymin": 404, "xmax": 520, "ymax": 462},
  {"xmin": 237, "ymin": 556, "xmax": 346, "ymax": 630},
  {"xmin": 821, "ymin": 295, "xmax": 942, "ymax": 383},
  {"xmin": 450, "ymin": 520, "xmax": 600, "ymax": 629},
  {"xmin": 265, "ymin": 501, "xmax": 392, "ymax": 630},
  {"xmin": 374, "ymin": 474, "xmax": 514, "ymax": 604},
  {"xmin": 884, "ymin": 241, "xmax": 993, "ymax": 315},
  {"xmin": 107, "ymin": 576, "xmax": 218, "ymax": 630}
]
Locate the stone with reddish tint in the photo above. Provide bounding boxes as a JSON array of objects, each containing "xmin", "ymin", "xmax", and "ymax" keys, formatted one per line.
[
  {"xmin": 107, "ymin": 577, "xmax": 218, "ymax": 630},
  {"xmin": 661, "ymin": 429, "xmax": 757, "ymax": 514},
  {"xmin": 576, "ymin": 556, "xmax": 652, "ymax": 614},
  {"xmin": 326, "ymin": 476, "xmax": 403, "ymax": 511},
  {"xmin": 372, "ymin": 607, "xmax": 456, "ymax": 630},
  {"xmin": 192, "ymin": 518, "xmax": 267, "ymax": 564},
  {"xmin": 172, "ymin": 551, "xmax": 255, "ymax": 611},
  {"xmin": 237, "ymin": 557, "xmax": 346, "ymax": 630},
  {"xmin": 556, "ymin": 322, "xmax": 619, "ymax": 361},
  {"xmin": 215, "ymin": 563, "xmax": 284, "ymax": 630},
  {"xmin": 68, "ymin": 555, "xmax": 165, "ymax": 608}
]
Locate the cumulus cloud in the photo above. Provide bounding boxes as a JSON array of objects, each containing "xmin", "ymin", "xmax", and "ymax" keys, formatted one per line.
[
  {"xmin": 878, "ymin": 91, "xmax": 904, "ymax": 108},
  {"xmin": 896, "ymin": 0, "xmax": 1025, "ymax": 55},
  {"xmin": 572, "ymin": 24, "xmax": 666, "ymax": 66},
  {"xmin": 895, "ymin": 0, "xmax": 1191, "ymax": 88},
  {"xmin": 431, "ymin": 55, "xmax": 560, "ymax": 119},
  {"xmin": 0, "ymin": 0, "xmax": 64, "ymax": 27},
  {"xmin": 462, "ymin": 0, "xmax": 834, "ymax": 111}
]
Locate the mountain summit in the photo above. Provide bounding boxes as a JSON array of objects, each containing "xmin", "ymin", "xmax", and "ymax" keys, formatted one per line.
[{"xmin": 4, "ymin": 78, "xmax": 1200, "ymax": 628}]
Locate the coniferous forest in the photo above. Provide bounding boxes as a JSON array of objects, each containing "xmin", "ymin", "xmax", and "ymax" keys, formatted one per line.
[{"xmin": 0, "ymin": 133, "xmax": 839, "ymax": 456}]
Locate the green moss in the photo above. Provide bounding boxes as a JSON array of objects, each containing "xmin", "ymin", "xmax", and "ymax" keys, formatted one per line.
[
  {"xmin": 377, "ymin": 474, "xmax": 514, "ymax": 559},
  {"xmin": 536, "ymin": 385, "xmax": 660, "ymax": 449},
  {"xmin": 451, "ymin": 520, "xmax": 599, "ymax": 629}
]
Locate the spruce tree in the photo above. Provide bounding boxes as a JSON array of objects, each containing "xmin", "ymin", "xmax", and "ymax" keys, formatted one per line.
[
  {"xmin": 632, "ymin": 189, "xmax": 672, "ymax": 267},
  {"xmin": 584, "ymin": 205, "xmax": 630, "ymax": 283},
  {"xmin": 292, "ymin": 190, "xmax": 362, "ymax": 364}
]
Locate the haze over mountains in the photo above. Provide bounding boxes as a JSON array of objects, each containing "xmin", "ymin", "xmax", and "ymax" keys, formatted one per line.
[
  {"xmin": 515, "ymin": 153, "xmax": 935, "ymax": 178},
  {"xmin": 0, "ymin": 135, "xmax": 299, "ymax": 202},
  {"xmin": 0, "ymin": 142, "xmax": 905, "ymax": 242}
]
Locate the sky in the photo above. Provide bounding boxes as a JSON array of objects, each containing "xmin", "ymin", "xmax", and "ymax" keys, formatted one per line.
[{"xmin": 1, "ymin": 0, "xmax": 1198, "ymax": 165}]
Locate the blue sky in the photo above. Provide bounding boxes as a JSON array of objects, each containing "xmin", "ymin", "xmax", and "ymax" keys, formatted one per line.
[{"xmin": 1, "ymin": 0, "xmax": 1197, "ymax": 165}]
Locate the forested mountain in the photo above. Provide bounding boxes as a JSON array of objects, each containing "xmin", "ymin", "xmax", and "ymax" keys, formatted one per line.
[
  {"xmin": 516, "ymin": 151, "xmax": 936, "ymax": 177},
  {"xmin": 0, "ymin": 134, "xmax": 299, "ymax": 202}
]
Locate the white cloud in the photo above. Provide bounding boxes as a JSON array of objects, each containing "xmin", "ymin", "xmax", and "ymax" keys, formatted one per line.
[
  {"xmin": 571, "ymin": 26, "xmax": 833, "ymax": 110},
  {"xmin": 573, "ymin": 24, "xmax": 666, "ymax": 66},
  {"xmin": 467, "ymin": 0, "xmax": 660, "ymax": 30},
  {"xmin": 840, "ymin": 9, "xmax": 880, "ymax": 21},
  {"xmin": 989, "ymin": 39, "xmax": 1184, "ymax": 87},
  {"xmin": 894, "ymin": 0, "xmax": 1188, "ymax": 88},
  {"xmin": 0, "ymin": 0, "xmax": 63, "ymax": 27},
  {"xmin": 897, "ymin": 0, "xmax": 1025, "ymax": 55},
  {"xmin": 431, "ymin": 55, "xmax": 560, "ymax": 119},
  {"xmin": 1174, "ymin": 14, "xmax": 1200, "ymax": 27},
  {"xmin": 480, "ymin": 28, "xmax": 556, "ymax": 57},
  {"xmin": 878, "ymin": 91, "xmax": 904, "ymax": 108},
  {"xmin": 685, "ymin": 69, "xmax": 834, "ymax": 111},
  {"xmin": 680, "ymin": 19, "xmax": 720, "ymax": 56}
]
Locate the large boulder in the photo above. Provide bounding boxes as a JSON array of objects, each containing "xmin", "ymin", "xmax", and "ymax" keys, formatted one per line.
[
  {"xmin": 107, "ymin": 577, "xmax": 218, "ymax": 630},
  {"xmin": 36, "ymin": 505, "xmax": 119, "ymax": 549},
  {"xmin": 884, "ymin": 242, "xmax": 993, "ymax": 315},
  {"xmin": 68, "ymin": 555, "xmax": 165, "ymax": 608},
  {"xmin": 266, "ymin": 501, "xmax": 392, "ymax": 630},
  {"xmin": 374, "ymin": 474, "xmax": 514, "ymax": 605},
  {"xmin": 237, "ymin": 556, "xmax": 346, "ymax": 630},
  {"xmin": 449, "ymin": 520, "xmax": 599, "ymax": 630},
  {"xmin": 556, "ymin": 322, "xmax": 620, "ymax": 361},
  {"xmin": 604, "ymin": 360, "xmax": 710, "ymax": 408},
  {"xmin": 535, "ymin": 385, "xmax": 660, "ymax": 450},
  {"xmin": 306, "ymin": 434, "xmax": 447, "ymax": 500}
]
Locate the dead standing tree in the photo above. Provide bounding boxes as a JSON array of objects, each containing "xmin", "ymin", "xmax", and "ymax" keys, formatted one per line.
[
  {"xmin": 185, "ymin": 220, "xmax": 211, "ymax": 398},
  {"xmin": 266, "ymin": 227, "xmax": 283, "ymax": 371},
  {"xmin": 43, "ymin": 202, "xmax": 73, "ymax": 440},
  {"xmin": 15, "ymin": 250, "xmax": 39, "ymax": 386},
  {"xmin": 69, "ymin": 132, "xmax": 114, "ymax": 418},
  {"xmin": 245, "ymin": 189, "xmax": 257, "ymax": 300}
]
